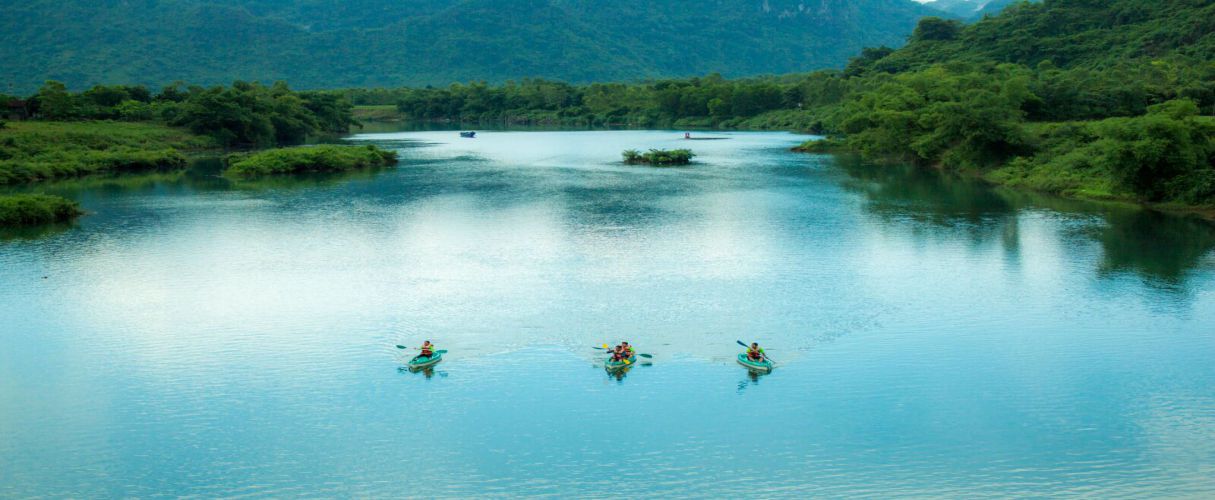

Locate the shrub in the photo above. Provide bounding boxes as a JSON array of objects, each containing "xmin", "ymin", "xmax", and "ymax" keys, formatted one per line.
[
  {"xmin": 0, "ymin": 194, "xmax": 83, "ymax": 227},
  {"xmin": 224, "ymin": 144, "xmax": 399, "ymax": 178},
  {"xmin": 621, "ymin": 148, "xmax": 695, "ymax": 166}
]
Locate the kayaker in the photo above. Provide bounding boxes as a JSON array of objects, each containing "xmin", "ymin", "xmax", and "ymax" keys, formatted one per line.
[
  {"xmin": 621, "ymin": 342, "xmax": 635, "ymax": 357},
  {"xmin": 746, "ymin": 342, "xmax": 765, "ymax": 362},
  {"xmin": 419, "ymin": 341, "xmax": 435, "ymax": 359},
  {"xmin": 611, "ymin": 345, "xmax": 625, "ymax": 362}
]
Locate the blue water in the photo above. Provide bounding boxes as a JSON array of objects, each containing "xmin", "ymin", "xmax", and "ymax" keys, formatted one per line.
[{"xmin": 2, "ymin": 130, "xmax": 1215, "ymax": 496}]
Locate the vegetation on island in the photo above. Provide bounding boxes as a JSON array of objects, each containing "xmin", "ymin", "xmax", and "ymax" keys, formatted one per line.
[
  {"xmin": 0, "ymin": 80, "xmax": 361, "ymax": 225},
  {"xmin": 224, "ymin": 145, "xmax": 399, "ymax": 178},
  {"xmin": 0, "ymin": 81, "xmax": 359, "ymax": 187},
  {"xmin": 622, "ymin": 149, "xmax": 695, "ymax": 166},
  {"xmin": 0, "ymin": 194, "xmax": 84, "ymax": 227},
  {"xmin": 0, "ymin": 121, "xmax": 208, "ymax": 185}
]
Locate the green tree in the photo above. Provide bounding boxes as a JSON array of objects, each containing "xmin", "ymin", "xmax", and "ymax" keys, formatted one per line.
[{"xmin": 35, "ymin": 81, "xmax": 78, "ymax": 120}]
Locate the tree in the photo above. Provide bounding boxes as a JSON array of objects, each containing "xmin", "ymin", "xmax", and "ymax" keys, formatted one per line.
[
  {"xmin": 911, "ymin": 17, "xmax": 962, "ymax": 42},
  {"xmin": 35, "ymin": 81, "xmax": 77, "ymax": 120}
]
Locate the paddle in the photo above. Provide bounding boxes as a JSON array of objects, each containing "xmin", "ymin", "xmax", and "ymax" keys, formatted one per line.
[
  {"xmin": 594, "ymin": 345, "xmax": 652, "ymax": 358},
  {"xmin": 736, "ymin": 340, "xmax": 775, "ymax": 364},
  {"xmin": 396, "ymin": 345, "xmax": 447, "ymax": 353},
  {"xmin": 396, "ymin": 345, "xmax": 448, "ymax": 358}
]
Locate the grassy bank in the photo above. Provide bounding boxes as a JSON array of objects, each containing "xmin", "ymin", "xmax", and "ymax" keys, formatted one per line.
[
  {"xmin": 0, "ymin": 194, "xmax": 83, "ymax": 227},
  {"xmin": 224, "ymin": 145, "xmax": 399, "ymax": 178},
  {"xmin": 0, "ymin": 121, "xmax": 216, "ymax": 185}
]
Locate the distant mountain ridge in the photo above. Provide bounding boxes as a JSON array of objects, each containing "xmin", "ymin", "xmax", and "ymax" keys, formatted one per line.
[
  {"xmin": 920, "ymin": 0, "xmax": 1028, "ymax": 19},
  {"xmin": 0, "ymin": 0, "xmax": 940, "ymax": 92}
]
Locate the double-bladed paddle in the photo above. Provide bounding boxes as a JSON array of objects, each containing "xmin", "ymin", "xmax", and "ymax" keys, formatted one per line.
[
  {"xmin": 595, "ymin": 345, "xmax": 652, "ymax": 359},
  {"xmin": 396, "ymin": 345, "xmax": 447, "ymax": 356}
]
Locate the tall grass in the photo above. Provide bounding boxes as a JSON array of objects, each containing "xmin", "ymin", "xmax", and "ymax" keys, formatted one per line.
[{"xmin": 0, "ymin": 121, "xmax": 216, "ymax": 185}]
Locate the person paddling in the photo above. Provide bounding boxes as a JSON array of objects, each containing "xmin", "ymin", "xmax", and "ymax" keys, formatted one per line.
[
  {"xmin": 621, "ymin": 341, "xmax": 635, "ymax": 358},
  {"xmin": 418, "ymin": 340, "xmax": 436, "ymax": 360},
  {"xmin": 611, "ymin": 345, "xmax": 625, "ymax": 362},
  {"xmin": 746, "ymin": 342, "xmax": 765, "ymax": 362}
]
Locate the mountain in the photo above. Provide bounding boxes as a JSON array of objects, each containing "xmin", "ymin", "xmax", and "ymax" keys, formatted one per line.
[
  {"xmin": 919, "ymin": 0, "xmax": 1029, "ymax": 20},
  {"xmin": 0, "ymin": 0, "xmax": 940, "ymax": 93},
  {"xmin": 921, "ymin": 0, "xmax": 987, "ymax": 18}
]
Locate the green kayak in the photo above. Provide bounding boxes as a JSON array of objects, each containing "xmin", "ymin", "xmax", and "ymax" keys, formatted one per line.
[
  {"xmin": 408, "ymin": 351, "xmax": 443, "ymax": 370},
  {"xmin": 604, "ymin": 355, "xmax": 637, "ymax": 371},
  {"xmin": 737, "ymin": 353, "xmax": 773, "ymax": 372}
]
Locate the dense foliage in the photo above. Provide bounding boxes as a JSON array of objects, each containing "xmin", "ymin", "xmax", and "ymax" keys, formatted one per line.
[
  {"xmin": 224, "ymin": 145, "xmax": 399, "ymax": 178},
  {"xmin": 989, "ymin": 105, "xmax": 1215, "ymax": 203},
  {"xmin": 809, "ymin": 0, "xmax": 1215, "ymax": 207},
  {"xmin": 0, "ymin": 121, "xmax": 211, "ymax": 185},
  {"xmin": 354, "ymin": 76, "xmax": 801, "ymax": 128},
  {"xmin": 0, "ymin": 0, "xmax": 937, "ymax": 92},
  {"xmin": 622, "ymin": 149, "xmax": 696, "ymax": 166},
  {"xmin": 10, "ymin": 81, "xmax": 357, "ymax": 148},
  {"xmin": 0, "ymin": 194, "xmax": 83, "ymax": 227}
]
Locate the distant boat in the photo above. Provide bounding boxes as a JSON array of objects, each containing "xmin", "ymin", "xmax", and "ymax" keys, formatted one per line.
[{"xmin": 460, "ymin": 131, "xmax": 476, "ymax": 138}]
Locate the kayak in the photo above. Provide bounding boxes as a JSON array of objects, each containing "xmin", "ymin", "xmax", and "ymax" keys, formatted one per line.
[
  {"xmin": 408, "ymin": 351, "xmax": 443, "ymax": 370},
  {"xmin": 736, "ymin": 353, "xmax": 773, "ymax": 372},
  {"xmin": 604, "ymin": 355, "xmax": 637, "ymax": 371}
]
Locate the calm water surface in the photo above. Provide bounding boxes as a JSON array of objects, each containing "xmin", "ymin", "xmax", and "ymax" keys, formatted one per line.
[{"xmin": 2, "ymin": 130, "xmax": 1215, "ymax": 497}]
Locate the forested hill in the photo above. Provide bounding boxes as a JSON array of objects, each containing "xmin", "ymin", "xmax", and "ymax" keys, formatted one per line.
[
  {"xmin": 859, "ymin": 0, "xmax": 1215, "ymax": 73},
  {"xmin": 0, "ymin": 0, "xmax": 939, "ymax": 93}
]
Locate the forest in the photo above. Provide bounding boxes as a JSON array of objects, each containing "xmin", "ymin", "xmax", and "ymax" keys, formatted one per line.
[{"xmin": 2, "ymin": 81, "xmax": 356, "ymax": 148}]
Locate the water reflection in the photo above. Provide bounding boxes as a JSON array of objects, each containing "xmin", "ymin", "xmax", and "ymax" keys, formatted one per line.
[
  {"xmin": 836, "ymin": 156, "xmax": 1020, "ymax": 246},
  {"xmin": 0, "ymin": 221, "xmax": 76, "ymax": 241},
  {"xmin": 400, "ymin": 365, "xmax": 445, "ymax": 379},
  {"xmin": 1091, "ymin": 209, "xmax": 1215, "ymax": 285},
  {"xmin": 737, "ymin": 368, "xmax": 771, "ymax": 393},
  {"xmin": 834, "ymin": 155, "xmax": 1215, "ymax": 286}
]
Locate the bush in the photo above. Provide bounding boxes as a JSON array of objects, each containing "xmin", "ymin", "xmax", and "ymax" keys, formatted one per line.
[
  {"xmin": 0, "ymin": 194, "xmax": 83, "ymax": 227},
  {"xmin": 224, "ymin": 144, "xmax": 399, "ymax": 178},
  {"xmin": 622, "ymin": 148, "xmax": 695, "ymax": 166}
]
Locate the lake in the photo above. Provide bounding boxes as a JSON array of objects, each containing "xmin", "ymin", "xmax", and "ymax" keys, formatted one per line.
[{"xmin": 2, "ymin": 130, "xmax": 1214, "ymax": 497}]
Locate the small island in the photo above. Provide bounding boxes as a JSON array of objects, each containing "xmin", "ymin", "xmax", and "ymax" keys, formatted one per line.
[
  {"xmin": 0, "ymin": 194, "xmax": 84, "ymax": 227},
  {"xmin": 622, "ymin": 149, "xmax": 695, "ymax": 166},
  {"xmin": 224, "ymin": 144, "xmax": 399, "ymax": 178}
]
